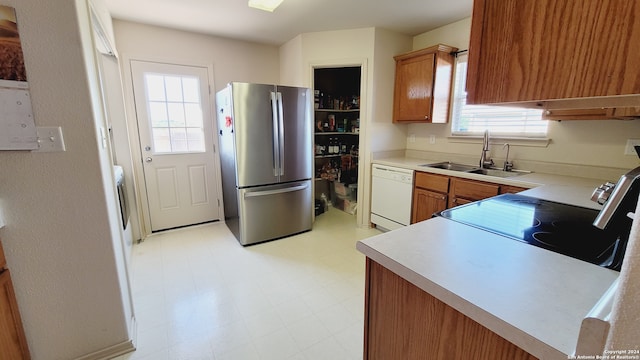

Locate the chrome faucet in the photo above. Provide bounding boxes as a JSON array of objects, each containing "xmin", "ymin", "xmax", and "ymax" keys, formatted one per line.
[
  {"xmin": 503, "ymin": 143, "xmax": 513, "ymax": 171},
  {"xmin": 479, "ymin": 130, "xmax": 494, "ymax": 169}
]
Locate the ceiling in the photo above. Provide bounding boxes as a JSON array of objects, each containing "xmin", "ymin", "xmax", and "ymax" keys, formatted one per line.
[{"xmin": 104, "ymin": 0, "xmax": 473, "ymax": 45}]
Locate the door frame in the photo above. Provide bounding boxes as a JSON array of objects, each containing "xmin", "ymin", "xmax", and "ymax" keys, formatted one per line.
[
  {"xmin": 309, "ymin": 58, "xmax": 369, "ymax": 228},
  {"xmin": 120, "ymin": 54, "xmax": 224, "ymax": 238}
]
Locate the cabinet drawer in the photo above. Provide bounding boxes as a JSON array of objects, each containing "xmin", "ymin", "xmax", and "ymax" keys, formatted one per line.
[
  {"xmin": 500, "ymin": 185, "xmax": 528, "ymax": 194},
  {"xmin": 450, "ymin": 177, "xmax": 499, "ymax": 201},
  {"xmin": 414, "ymin": 172, "xmax": 449, "ymax": 193}
]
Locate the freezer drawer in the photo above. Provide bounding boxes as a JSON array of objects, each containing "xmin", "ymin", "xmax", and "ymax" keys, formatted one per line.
[{"xmin": 237, "ymin": 180, "xmax": 312, "ymax": 245}]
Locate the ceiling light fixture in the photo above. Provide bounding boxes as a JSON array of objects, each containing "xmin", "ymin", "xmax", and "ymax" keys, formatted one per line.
[{"xmin": 248, "ymin": 0, "xmax": 284, "ymax": 12}]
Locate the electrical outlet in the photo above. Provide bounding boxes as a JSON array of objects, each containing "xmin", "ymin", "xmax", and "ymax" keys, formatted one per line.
[
  {"xmin": 408, "ymin": 133, "xmax": 416, "ymax": 143},
  {"xmin": 624, "ymin": 139, "xmax": 640, "ymax": 155},
  {"xmin": 429, "ymin": 135, "xmax": 436, "ymax": 144}
]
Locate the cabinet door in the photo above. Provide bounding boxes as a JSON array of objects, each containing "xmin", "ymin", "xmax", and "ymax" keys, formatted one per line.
[
  {"xmin": 411, "ymin": 188, "xmax": 447, "ymax": 224},
  {"xmin": 0, "ymin": 270, "xmax": 30, "ymax": 360},
  {"xmin": 365, "ymin": 259, "xmax": 538, "ymax": 360},
  {"xmin": 393, "ymin": 52, "xmax": 435, "ymax": 122},
  {"xmin": 393, "ymin": 45, "xmax": 456, "ymax": 123},
  {"xmin": 467, "ymin": 0, "xmax": 640, "ymax": 105}
]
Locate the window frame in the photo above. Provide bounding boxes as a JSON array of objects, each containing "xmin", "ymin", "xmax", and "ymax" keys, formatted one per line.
[{"xmin": 450, "ymin": 53, "xmax": 548, "ymax": 139}]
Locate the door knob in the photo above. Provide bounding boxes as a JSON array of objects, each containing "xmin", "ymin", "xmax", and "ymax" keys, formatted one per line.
[{"xmin": 145, "ymin": 157, "xmax": 153, "ymax": 163}]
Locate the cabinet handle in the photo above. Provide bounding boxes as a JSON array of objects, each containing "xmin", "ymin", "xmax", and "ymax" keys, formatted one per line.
[
  {"xmin": 545, "ymin": 110, "xmax": 552, "ymax": 115},
  {"xmin": 424, "ymin": 115, "xmax": 429, "ymax": 120}
]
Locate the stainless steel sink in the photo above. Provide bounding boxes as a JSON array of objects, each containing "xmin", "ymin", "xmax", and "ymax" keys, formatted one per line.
[
  {"xmin": 421, "ymin": 161, "xmax": 479, "ymax": 172},
  {"xmin": 421, "ymin": 161, "xmax": 530, "ymax": 178},
  {"xmin": 467, "ymin": 168, "xmax": 531, "ymax": 178}
]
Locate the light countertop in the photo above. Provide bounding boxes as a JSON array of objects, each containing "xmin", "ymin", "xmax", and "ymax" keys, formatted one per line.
[
  {"xmin": 372, "ymin": 156, "xmax": 611, "ymax": 209},
  {"xmin": 359, "ymin": 155, "xmax": 620, "ymax": 358},
  {"xmin": 357, "ymin": 217, "xmax": 618, "ymax": 359}
]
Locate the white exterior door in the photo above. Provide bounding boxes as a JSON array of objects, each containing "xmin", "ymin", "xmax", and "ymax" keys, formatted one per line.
[{"xmin": 130, "ymin": 60, "xmax": 220, "ymax": 231}]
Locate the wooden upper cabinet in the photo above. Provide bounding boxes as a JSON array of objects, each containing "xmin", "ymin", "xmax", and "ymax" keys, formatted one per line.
[
  {"xmin": 466, "ymin": 0, "xmax": 640, "ymax": 107},
  {"xmin": 542, "ymin": 107, "xmax": 640, "ymax": 121},
  {"xmin": 393, "ymin": 44, "xmax": 457, "ymax": 123}
]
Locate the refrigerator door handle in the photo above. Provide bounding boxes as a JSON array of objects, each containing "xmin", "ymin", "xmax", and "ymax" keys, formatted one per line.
[
  {"xmin": 270, "ymin": 91, "xmax": 280, "ymax": 177},
  {"xmin": 244, "ymin": 183, "xmax": 309, "ymax": 198},
  {"xmin": 276, "ymin": 92, "xmax": 285, "ymax": 176}
]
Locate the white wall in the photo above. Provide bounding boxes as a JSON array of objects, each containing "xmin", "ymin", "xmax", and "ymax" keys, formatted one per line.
[
  {"xmin": 0, "ymin": 0, "xmax": 132, "ymax": 358},
  {"xmin": 113, "ymin": 20, "xmax": 280, "ymax": 92},
  {"xmin": 408, "ymin": 17, "xmax": 640, "ymax": 172},
  {"xmin": 279, "ymin": 34, "xmax": 304, "ymax": 87}
]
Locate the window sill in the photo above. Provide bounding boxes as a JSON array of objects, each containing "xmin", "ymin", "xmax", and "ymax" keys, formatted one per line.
[{"xmin": 447, "ymin": 135, "xmax": 551, "ymax": 148}]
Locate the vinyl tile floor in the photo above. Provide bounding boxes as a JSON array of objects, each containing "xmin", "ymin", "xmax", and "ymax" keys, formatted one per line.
[{"xmin": 114, "ymin": 209, "xmax": 382, "ymax": 360}]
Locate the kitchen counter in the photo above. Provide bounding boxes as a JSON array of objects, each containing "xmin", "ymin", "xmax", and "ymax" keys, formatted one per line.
[
  {"xmin": 359, "ymin": 158, "xmax": 621, "ymax": 358},
  {"xmin": 357, "ymin": 217, "xmax": 619, "ymax": 359},
  {"xmin": 373, "ymin": 155, "xmax": 615, "ymax": 209}
]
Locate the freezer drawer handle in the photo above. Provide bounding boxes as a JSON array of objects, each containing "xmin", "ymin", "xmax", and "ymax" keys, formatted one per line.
[{"xmin": 244, "ymin": 183, "xmax": 308, "ymax": 198}]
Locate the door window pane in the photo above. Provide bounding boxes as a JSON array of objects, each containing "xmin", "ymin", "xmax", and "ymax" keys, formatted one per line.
[
  {"xmin": 152, "ymin": 128, "xmax": 171, "ymax": 153},
  {"xmin": 170, "ymin": 128, "xmax": 188, "ymax": 152},
  {"xmin": 149, "ymin": 102, "xmax": 169, "ymax": 127},
  {"xmin": 167, "ymin": 103, "xmax": 186, "ymax": 127},
  {"xmin": 145, "ymin": 75, "xmax": 166, "ymax": 101},
  {"xmin": 182, "ymin": 77, "xmax": 200, "ymax": 103},
  {"xmin": 144, "ymin": 73, "xmax": 205, "ymax": 154},
  {"xmin": 185, "ymin": 103, "xmax": 203, "ymax": 127},
  {"xmin": 186, "ymin": 128, "xmax": 205, "ymax": 152},
  {"xmin": 164, "ymin": 76, "xmax": 183, "ymax": 102}
]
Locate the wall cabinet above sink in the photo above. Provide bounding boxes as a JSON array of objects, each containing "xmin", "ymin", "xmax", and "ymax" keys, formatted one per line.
[{"xmin": 466, "ymin": 0, "xmax": 640, "ymax": 109}]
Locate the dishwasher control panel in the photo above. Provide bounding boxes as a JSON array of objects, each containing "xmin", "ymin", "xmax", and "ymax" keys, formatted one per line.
[{"xmin": 372, "ymin": 165, "xmax": 413, "ymax": 184}]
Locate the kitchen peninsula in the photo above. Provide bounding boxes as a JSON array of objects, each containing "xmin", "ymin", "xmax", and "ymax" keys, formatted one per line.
[{"xmin": 358, "ymin": 155, "xmax": 622, "ymax": 359}]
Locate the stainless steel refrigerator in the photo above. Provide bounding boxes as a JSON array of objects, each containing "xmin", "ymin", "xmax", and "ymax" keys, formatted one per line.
[{"xmin": 216, "ymin": 82, "xmax": 313, "ymax": 245}]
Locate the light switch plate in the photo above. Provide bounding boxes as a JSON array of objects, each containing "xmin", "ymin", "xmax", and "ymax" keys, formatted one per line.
[
  {"xmin": 33, "ymin": 126, "xmax": 66, "ymax": 152},
  {"xmin": 624, "ymin": 139, "xmax": 640, "ymax": 155}
]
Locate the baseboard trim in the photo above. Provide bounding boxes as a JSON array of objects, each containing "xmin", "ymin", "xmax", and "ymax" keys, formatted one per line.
[{"xmin": 75, "ymin": 317, "xmax": 137, "ymax": 360}]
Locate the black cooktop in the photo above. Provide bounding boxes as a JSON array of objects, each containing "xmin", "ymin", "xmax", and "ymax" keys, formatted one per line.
[{"xmin": 438, "ymin": 194, "xmax": 621, "ymax": 269}]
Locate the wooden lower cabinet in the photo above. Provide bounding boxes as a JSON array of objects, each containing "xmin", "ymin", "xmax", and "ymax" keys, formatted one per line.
[
  {"xmin": 364, "ymin": 259, "xmax": 538, "ymax": 360},
  {"xmin": 411, "ymin": 172, "xmax": 449, "ymax": 223},
  {"xmin": 448, "ymin": 177, "xmax": 500, "ymax": 208},
  {"xmin": 0, "ymin": 239, "xmax": 30, "ymax": 360},
  {"xmin": 0, "ymin": 271, "xmax": 30, "ymax": 360},
  {"xmin": 411, "ymin": 171, "xmax": 529, "ymax": 220},
  {"xmin": 412, "ymin": 188, "xmax": 447, "ymax": 223}
]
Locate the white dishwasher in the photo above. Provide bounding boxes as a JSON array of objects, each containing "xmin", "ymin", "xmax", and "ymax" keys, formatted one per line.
[{"xmin": 371, "ymin": 164, "xmax": 414, "ymax": 231}]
